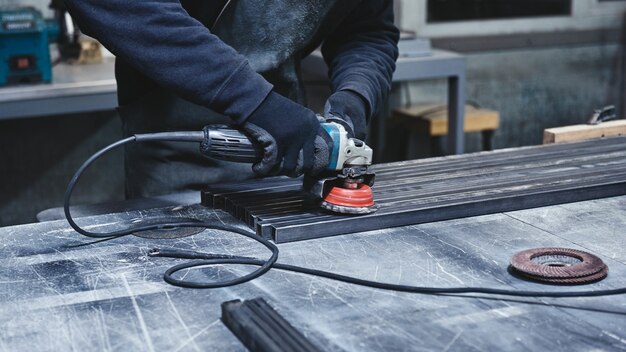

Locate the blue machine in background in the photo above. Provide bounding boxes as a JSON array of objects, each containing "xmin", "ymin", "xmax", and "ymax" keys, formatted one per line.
[{"xmin": 0, "ymin": 6, "xmax": 59, "ymax": 86}]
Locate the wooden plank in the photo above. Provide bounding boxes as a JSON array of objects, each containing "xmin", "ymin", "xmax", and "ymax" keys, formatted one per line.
[
  {"xmin": 394, "ymin": 104, "xmax": 499, "ymax": 135},
  {"xmin": 543, "ymin": 120, "xmax": 626, "ymax": 144}
]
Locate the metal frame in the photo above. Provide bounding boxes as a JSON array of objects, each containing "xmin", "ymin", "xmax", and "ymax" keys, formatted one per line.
[{"xmin": 202, "ymin": 137, "xmax": 626, "ymax": 243}]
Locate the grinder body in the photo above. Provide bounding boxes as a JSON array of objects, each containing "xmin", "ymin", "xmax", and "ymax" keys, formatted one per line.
[
  {"xmin": 202, "ymin": 122, "xmax": 377, "ymax": 214},
  {"xmin": 203, "ymin": 123, "xmax": 373, "ymax": 172}
]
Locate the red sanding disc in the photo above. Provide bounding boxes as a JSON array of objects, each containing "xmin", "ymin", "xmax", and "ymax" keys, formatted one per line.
[
  {"xmin": 323, "ymin": 184, "xmax": 375, "ymax": 208},
  {"xmin": 509, "ymin": 247, "xmax": 608, "ymax": 285}
]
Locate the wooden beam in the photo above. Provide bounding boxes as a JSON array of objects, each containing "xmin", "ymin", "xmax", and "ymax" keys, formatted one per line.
[
  {"xmin": 393, "ymin": 104, "xmax": 499, "ymax": 136},
  {"xmin": 543, "ymin": 120, "xmax": 626, "ymax": 144}
]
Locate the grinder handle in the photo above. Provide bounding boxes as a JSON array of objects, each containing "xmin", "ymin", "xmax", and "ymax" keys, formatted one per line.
[{"xmin": 203, "ymin": 125, "xmax": 263, "ymax": 163}]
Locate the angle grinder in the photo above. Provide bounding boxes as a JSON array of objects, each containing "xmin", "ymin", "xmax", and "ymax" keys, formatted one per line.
[{"xmin": 203, "ymin": 122, "xmax": 378, "ymax": 214}]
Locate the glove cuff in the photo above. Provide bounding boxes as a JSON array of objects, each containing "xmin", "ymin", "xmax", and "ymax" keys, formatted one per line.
[
  {"xmin": 324, "ymin": 90, "xmax": 368, "ymax": 140},
  {"xmin": 244, "ymin": 91, "xmax": 281, "ymax": 126}
]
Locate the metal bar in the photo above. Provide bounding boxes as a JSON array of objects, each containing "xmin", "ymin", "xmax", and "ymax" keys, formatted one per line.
[
  {"xmin": 261, "ymin": 168, "xmax": 626, "ymax": 229},
  {"xmin": 221, "ymin": 298, "xmax": 321, "ymax": 352},
  {"xmin": 201, "ymin": 137, "xmax": 626, "ymax": 243},
  {"xmin": 374, "ymin": 155, "xmax": 626, "ymax": 198},
  {"xmin": 203, "ymin": 179, "xmax": 300, "ymax": 208},
  {"xmin": 233, "ymin": 165, "xmax": 626, "ymax": 240},
  {"xmin": 370, "ymin": 138, "xmax": 625, "ymax": 175},
  {"xmin": 250, "ymin": 162, "xmax": 626, "ymax": 237},
  {"xmin": 272, "ymin": 178, "xmax": 626, "ymax": 243},
  {"xmin": 372, "ymin": 155, "xmax": 626, "ymax": 194},
  {"xmin": 376, "ymin": 134, "xmax": 626, "ymax": 165},
  {"xmin": 225, "ymin": 191, "xmax": 302, "ymax": 218},
  {"xmin": 204, "ymin": 137, "xmax": 625, "ymax": 207},
  {"xmin": 244, "ymin": 199, "xmax": 311, "ymax": 226},
  {"xmin": 242, "ymin": 151, "xmax": 626, "ymax": 224},
  {"xmin": 448, "ymin": 72, "xmax": 465, "ymax": 155},
  {"xmin": 239, "ymin": 158, "xmax": 626, "ymax": 229}
]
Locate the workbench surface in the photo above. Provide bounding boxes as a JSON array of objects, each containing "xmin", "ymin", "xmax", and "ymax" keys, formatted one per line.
[
  {"xmin": 0, "ymin": 58, "xmax": 116, "ymax": 120},
  {"xmin": 1, "ymin": 196, "xmax": 625, "ymax": 351}
]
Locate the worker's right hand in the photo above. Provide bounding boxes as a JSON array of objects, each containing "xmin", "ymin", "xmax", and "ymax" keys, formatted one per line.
[
  {"xmin": 324, "ymin": 90, "xmax": 368, "ymax": 140},
  {"xmin": 242, "ymin": 91, "xmax": 330, "ymax": 177}
]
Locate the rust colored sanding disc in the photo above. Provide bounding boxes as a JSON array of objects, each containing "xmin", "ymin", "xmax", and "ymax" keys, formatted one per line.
[
  {"xmin": 321, "ymin": 184, "xmax": 378, "ymax": 214},
  {"xmin": 509, "ymin": 247, "xmax": 608, "ymax": 285}
]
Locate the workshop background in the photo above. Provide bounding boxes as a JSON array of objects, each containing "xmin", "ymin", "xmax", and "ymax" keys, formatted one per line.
[{"xmin": 1, "ymin": 0, "xmax": 624, "ymax": 226}]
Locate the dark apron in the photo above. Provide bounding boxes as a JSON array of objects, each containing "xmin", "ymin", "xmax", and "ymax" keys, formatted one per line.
[{"xmin": 118, "ymin": 0, "xmax": 344, "ymax": 198}]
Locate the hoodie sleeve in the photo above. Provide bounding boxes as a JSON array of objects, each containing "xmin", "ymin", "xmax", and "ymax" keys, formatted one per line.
[
  {"xmin": 63, "ymin": 0, "xmax": 272, "ymax": 123},
  {"xmin": 321, "ymin": 0, "xmax": 399, "ymax": 118}
]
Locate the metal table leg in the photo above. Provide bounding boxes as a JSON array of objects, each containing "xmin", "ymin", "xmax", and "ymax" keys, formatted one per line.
[{"xmin": 447, "ymin": 72, "xmax": 465, "ymax": 155}]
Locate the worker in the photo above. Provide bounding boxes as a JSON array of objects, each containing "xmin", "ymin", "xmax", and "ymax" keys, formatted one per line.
[{"xmin": 63, "ymin": 0, "xmax": 399, "ymax": 198}]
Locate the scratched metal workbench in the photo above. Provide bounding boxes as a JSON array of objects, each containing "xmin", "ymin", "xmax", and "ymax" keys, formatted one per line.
[{"xmin": 1, "ymin": 194, "xmax": 625, "ymax": 351}]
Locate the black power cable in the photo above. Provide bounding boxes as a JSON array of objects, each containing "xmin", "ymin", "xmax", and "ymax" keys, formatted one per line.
[{"xmin": 64, "ymin": 132, "xmax": 626, "ymax": 297}]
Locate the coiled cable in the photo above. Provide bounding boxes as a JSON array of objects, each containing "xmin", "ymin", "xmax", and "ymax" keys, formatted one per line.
[{"xmin": 64, "ymin": 133, "xmax": 626, "ymax": 297}]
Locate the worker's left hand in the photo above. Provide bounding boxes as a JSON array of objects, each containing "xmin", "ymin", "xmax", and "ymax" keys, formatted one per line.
[
  {"xmin": 324, "ymin": 90, "xmax": 368, "ymax": 140},
  {"xmin": 242, "ymin": 91, "xmax": 332, "ymax": 177}
]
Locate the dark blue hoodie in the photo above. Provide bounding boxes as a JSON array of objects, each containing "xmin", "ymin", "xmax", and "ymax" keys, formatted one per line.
[{"xmin": 63, "ymin": 0, "xmax": 399, "ymax": 124}]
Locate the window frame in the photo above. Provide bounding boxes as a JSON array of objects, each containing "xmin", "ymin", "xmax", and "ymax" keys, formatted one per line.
[{"xmin": 399, "ymin": 0, "xmax": 626, "ymax": 37}]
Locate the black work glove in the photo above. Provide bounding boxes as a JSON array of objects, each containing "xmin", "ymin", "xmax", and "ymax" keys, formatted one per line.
[
  {"xmin": 324, "ymin": 90, "xmax": 369, "ymax": 140},
  {"xmin": 243, "ymin": 91, "xmax": 332, "ymax": 177}
]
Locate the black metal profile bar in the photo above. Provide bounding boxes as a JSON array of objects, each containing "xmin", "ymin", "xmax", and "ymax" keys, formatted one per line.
[
  {"xmin": 213, "ymin": 147, "xmax": 626, "ymax": 226},
  {"xmin": 261, "ymin": 170, "xmax": 626, "ymax": 232},
  {"xmin": 371, "ymin": 137, "xmax": 626, "ymax": 174},
  {"xmin": 202, "ymin": 177, "xmax": 300, "ymax": 208},
  {"xmin": 247, "ymin": 169, "xmax": 626, "ymax": 242},
  {"xmin": 247, "ymin": 154, "xmax": 626, "ymax": 230},
  {"xmin": 221, "ymin": 298, "xmax": 321, "ymax": 352},
  {"xmin": 201, "ymin": 137, "xmax": 626, "ymax": 243},
  {"xmin": 272, "ymin": 179, "xmax": 626, "ymax": 243}
]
